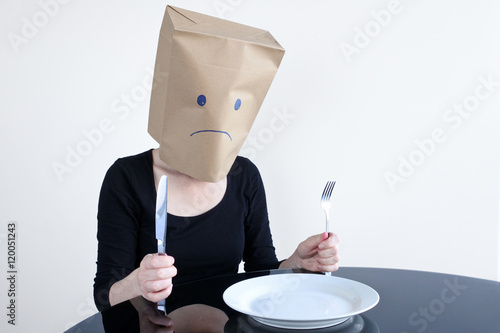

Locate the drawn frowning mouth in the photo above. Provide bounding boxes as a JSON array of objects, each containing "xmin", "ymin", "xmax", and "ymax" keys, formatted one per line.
[{"xmin": 190, "ymin": 130, "xmax": 232, "ymax": 141}]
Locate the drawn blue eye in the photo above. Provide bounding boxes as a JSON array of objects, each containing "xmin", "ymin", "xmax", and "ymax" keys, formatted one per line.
[
  {"xmin": 234, "ymin": 98, "xmax": 241, "ymax": 111},
  {"xmin": 197, "ymin": 95, "xmax": 206, "ymax": 106}
]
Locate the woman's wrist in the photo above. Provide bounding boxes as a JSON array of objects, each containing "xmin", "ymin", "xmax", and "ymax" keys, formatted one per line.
[
  {"xmin": 279, "ymin": 251, "xmax": 302, "ymax": 269},
  {"xmin": 109, "ymin": 269, "xmax": 141, "ymax": 307}
]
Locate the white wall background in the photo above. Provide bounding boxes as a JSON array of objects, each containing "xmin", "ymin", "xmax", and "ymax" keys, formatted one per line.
[{"xmin": 1, "ymin": 0, "xmax": 499, "ymax": 332}]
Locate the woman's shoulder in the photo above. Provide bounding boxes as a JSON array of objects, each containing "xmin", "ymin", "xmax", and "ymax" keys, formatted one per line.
[
  {"xmin": 230, "ymin": 156, "xmax": 260, "ymax": 176},
  {"xmin": 227, "ymin": 156, "xmax": 265, "ymax": 193},
  {"xmin": 114, "ymin": 149, "xmax": 153, "ymax": 165},
  {"xmin": 103, "ymin": 149, "xmax": 154, "ymax": 185},
  {"xmin": 109, "ymin": 149, "xmax": 153, "ymax": 171}
]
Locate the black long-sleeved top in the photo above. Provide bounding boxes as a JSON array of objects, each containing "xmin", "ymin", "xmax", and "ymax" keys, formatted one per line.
[{"xmin": 93, "ymin": 149, "xmax": 280, "ymax": 331}]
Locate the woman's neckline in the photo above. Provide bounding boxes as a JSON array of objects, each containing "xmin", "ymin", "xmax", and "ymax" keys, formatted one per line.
[{"xmin": 149, "ymin": 149, "xmax": 229, "ymax": 219}]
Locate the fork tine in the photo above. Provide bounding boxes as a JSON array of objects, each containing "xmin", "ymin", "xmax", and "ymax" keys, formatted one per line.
[
  {"xmin": 321, "ymin": 182, "xmax": 330, "ymax": 200},
  {"xmin": 326, "ymin": 181, "xmax": 335, "ymax": 200},
  {"xmin": 322, "ymin": 181, "xmax": 336, "ymax": 201}
]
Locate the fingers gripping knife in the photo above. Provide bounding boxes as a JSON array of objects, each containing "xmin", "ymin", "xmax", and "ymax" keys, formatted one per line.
[{"xmin": 155, "ymin": 175, "xmax": 168, "ymax": 311}]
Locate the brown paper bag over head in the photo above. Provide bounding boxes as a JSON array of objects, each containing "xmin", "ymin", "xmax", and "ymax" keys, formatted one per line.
[{"xmin": 148, "ymin": 5, "xmax": 285, "ymax": 182}]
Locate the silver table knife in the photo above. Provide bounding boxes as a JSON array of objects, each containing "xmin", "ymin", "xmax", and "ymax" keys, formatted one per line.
[{"xmin": 155, "ymin": 175, "xmax": 168, "ymax": 310}]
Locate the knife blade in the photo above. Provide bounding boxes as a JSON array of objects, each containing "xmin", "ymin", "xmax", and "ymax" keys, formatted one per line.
[
  {"xmin": 155, "ymin": 175, "xmax": 168, "ymax": 254},
  {"xmin": 155, "ymin": 175, "xmax": 168, "ymax": 310}
]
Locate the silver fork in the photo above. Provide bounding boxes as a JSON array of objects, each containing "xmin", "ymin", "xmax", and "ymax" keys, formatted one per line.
[{"xmin": 320, "ymin": 180, "xmax": 336, "ymax": 276}]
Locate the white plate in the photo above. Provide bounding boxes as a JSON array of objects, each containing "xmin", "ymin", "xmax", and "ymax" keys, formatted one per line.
[{"xmin": 223, "ymin": 273, "xmax": 379, "ymax": 329}]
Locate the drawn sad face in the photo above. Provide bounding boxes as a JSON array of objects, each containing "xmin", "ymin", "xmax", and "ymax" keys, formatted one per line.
[
  {"xmin": 158, "ymin": 60, "xmax": 264, "ymax": 182},
  {"xmin": 190, "ymin": 94, "xmax": 242, "ymax": 141}
]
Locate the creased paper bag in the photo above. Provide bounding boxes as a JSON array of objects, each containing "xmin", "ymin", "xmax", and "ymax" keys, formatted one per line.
[{"xmin": 148, "ymin": 5, "xmax": 285, "ymax": 182}]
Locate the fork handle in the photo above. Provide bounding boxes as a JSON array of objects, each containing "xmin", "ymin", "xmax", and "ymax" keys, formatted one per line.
[
  {"xmin": 324, "ymin": 212, "xmax": 331, "ymax": 276},
  {"xmin": 325, "ymin": 226, "xmax": 331, "ymax": 277}
]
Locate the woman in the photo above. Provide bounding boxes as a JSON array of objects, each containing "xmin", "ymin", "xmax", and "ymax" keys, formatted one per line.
[
  {"xmin": 93, "ymin": 148, "xmax": 339, "ymax": 332},
  {"xmin": 94, "ymin": 6, "xmax": 339, "ymax": 332}
]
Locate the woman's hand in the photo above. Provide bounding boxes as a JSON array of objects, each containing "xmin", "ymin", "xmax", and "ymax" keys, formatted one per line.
[
  {"xmin": 130, "ymin": 297, "xmax": 174, "ymax": 333},
  {"xmin": 280, "ymin": 232, "xmax": 340, "ymax": 272},
  {"xmin": 108, "ymin": 253, "xmax": 177, "ymax": 307},
  {"xmin": 135, "ymin": 253, "xmax": 177, "ymax": 303}
]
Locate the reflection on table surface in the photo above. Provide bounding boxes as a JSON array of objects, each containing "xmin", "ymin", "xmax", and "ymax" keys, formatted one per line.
[
  {"xmin": 225, "ymin": 314, "xmax": 379, "ymax": 333},
  {"xmin": 66, "ymin": 267, "xmax": 500, "ymax": 333}
]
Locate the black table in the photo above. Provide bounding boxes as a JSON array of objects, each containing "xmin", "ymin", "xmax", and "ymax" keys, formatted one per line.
[{"xmin": 65, "ymin": 267, "xmax": 500, "ymax": 332}]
